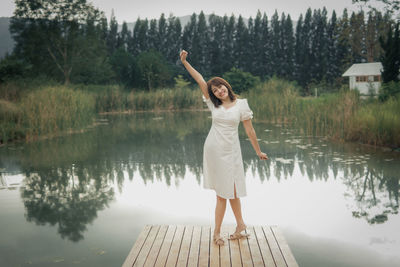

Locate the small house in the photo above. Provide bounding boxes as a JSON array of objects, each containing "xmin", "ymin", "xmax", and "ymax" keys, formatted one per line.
[{"xmin": 342, "ymin": 62, "xmax": 383, "ymax": 95}]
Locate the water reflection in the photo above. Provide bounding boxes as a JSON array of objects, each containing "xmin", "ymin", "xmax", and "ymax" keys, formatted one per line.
[{"xmin": 0, "ymin": 111, "xmax": 399, "ymax": 243}]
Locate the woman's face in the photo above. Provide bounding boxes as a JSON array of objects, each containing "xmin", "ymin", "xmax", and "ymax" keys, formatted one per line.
[{"xmin": 211, "ymin": 84, "xmax": 229, "ymax": 101}]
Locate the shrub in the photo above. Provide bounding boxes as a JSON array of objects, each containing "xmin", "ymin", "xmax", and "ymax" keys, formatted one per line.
[{"xmin": 222, "ymin": 67, "xmax": 260, "ymax": 94}]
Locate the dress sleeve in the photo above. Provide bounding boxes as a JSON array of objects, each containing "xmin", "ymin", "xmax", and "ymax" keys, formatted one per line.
[
  {"xmin": 239, "ymin": 99, "xmax": 253, "ymax": 121},
  {"xmin": 202, "ymin": 95, "xmax": 214, "ymax": 111}
]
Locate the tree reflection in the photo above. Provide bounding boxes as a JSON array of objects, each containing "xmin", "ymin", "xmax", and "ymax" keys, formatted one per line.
[{"xmin": 22, "ymin": 167, "xmax": 114, "ymax": 242}]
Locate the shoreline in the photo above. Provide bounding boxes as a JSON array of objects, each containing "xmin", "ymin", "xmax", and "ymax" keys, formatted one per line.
[{"xmin": 1, "ymin": 108, "xmax": 399, "ymax": 152}]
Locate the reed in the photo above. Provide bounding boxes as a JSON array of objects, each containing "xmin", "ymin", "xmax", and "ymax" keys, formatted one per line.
[
  {"xmin": 349, "ymin": 97, "xmax": 400, "ymax": 147},
  {"xmin": 20, "ymin": 86, "xmax": 96, "ymax": 141}
]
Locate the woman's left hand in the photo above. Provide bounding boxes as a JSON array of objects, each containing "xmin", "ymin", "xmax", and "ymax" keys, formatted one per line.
[{"xmin": 257, "ymin": 152, "xmax": 268, "ymax": 160}]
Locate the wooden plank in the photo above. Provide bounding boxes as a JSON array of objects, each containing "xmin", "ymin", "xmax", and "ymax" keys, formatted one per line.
[
  {"xmin": 271, "ymin": 226, "xmax": 299, "ymax": 267},
  {"xmin": 254, "ymin": 226, "xmax": 275, "ymax": 267},
  {"xmin": 122, "ymin": 225, "xmax": 152, "ymax": 267},
  {"xmin": 165, "ymin": 225, "xmax": 185, "ymax": 267},
  {"xmin": 176, "ymin": 226, "xmax": 194, "ymax": 267},
  {"xmin": 187, "ymin": 226, "xmax": 202, "ymax": 266},
  {"xmin": 133, "ymin": 225, "xmax": 161, "ymax": 267},
  {"xmin": 246, "ymin": 226, "xmax": 264, "ymax": 267},
  {"xmin": 154, "ymin": 225, "xmax": 177, "ymax": 267},
  {"xmin": 198, "ymin": 226, "xmax": 211, "ymax": 267},
  {"xmin": 228, "ymin": 225, "xmax": 242, "ymax": 267},
  {"xmin": 262, "ymin": 226, "xmax": 287, "ymax": 267},
  {"xmin": 143, "ymin": 225, "xmax": 168, "ymax": 267},
  {"xmin": 238, "ymin": 227, "xmax": 253, "ymax": 267},
  {"xmin": 220, "ymin": 225, "xmax": 231, "ymax": 267},
  {"xmin": 210, "ymin": 225, "xmax": 220, "ymax": 267}
]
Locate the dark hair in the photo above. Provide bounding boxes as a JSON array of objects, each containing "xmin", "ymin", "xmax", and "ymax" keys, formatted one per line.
[{"xmin": 206, "ymin": 77, "xmax": 237, "ymax": 107}]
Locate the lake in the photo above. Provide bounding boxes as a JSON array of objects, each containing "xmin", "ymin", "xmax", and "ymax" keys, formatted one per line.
[{"xmin": 0, "ymin": 111, "xmax": 399, "ymax": 267}]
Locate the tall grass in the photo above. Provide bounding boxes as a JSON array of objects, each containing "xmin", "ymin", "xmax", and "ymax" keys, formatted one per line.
[
  {"xmin": 244, "ymin": 77, "xmax": 399, "ymax": 147},
  {"xmin": 127, "ymin": 87, "xmax": 202, "ymax": 111},
  {"xmin": 21, "ymin": 86, "xmax": 96, "ymax": 140},
  {"xmin": 0, "ymin": 86, "xmax": 96, "ymax": 144},
  {"xmin": 244, "ymin": 77, "xmax": 301, "ymax": 124},
  {"xmin": 349, "ymin": 97, "xmax": 400, "ymax": 147}
]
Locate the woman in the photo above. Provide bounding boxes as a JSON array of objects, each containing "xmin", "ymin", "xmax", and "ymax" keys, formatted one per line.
[{"xmin": 180, "ymin": 50, "xmax": 268, "ymax": 246}]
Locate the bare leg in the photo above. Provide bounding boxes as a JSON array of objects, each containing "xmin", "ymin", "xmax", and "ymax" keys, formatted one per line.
[
  {"xmin": 214, "ymin": 195, "xmax": 227, "ymax": 244},
  {"xmin": 214, "ymin": 195, "xmax": 227, "ymax": 245},
  {"xmin": 229, "ymin": 184, "xmax": 247, "ymax": 237}
]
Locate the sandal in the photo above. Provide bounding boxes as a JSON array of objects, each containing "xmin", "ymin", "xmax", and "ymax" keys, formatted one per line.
[
  {"xmin": 229, "ymin": 225, "xmax": 250, "ymax": 240},
  {"xmin": 213, "ymin": 234, "xmax": 225, "ymax": 246}
]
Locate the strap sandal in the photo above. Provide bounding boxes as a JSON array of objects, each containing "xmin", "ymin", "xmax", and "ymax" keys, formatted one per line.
[
  {"xmin": 213, "ymin": 234, "xmax": 225, "ymax": 246},
  {"xmin": 229, "ymin": 231, "xmax": 250, "ymax": 240}
]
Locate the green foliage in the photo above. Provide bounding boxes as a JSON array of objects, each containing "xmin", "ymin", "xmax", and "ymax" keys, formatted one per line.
[
  {"xmin": 11, "ymin": 0, "xmax": 106, "ymax": 84},
  {"xmin": 0, "ymin": 86, "xmax": 96, "ymax": 144},
  {"xmin": 109, "ymin": 47, "xmax": 138, "ymax": 87},
  {"xmin": 174, "ymin": 75, "xmax": 191, "ymax": 89},
  {"xmin": 222, "ymin": 67, "xmax": 260, "ymax": 94},
  {"xmin": 136, "ymin": 50, "xmax": 172, "ymax": 90},
  {"xmin": 351, "ymin": 96, "xmax": 400, "ymax": 147},
  {"xmin": 380, "ymin": 23, "xmax": 400, "ymax": 84},
  {"xmin": 20, "ymin": 86, "xmax": 96, "ymax": 139},
  {"xmin": 379, "ymin": 81, "xmax": 400, "ymax": 101},
  {"xmin": 0, "ymin": 55, "xmax": 29, "ymax": 82}
]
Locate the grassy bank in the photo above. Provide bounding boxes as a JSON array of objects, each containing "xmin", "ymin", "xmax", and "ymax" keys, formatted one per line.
[
  {"xmin": 244, "ymin": 78, "xmax": 400, "ymax": 148},
  {"xmin": 1, "ymin": 79, "xmax": 399, "ymax": 148},
  {"xmin": 0, "ymin": 84, "xmax": 201, "ymax": 144}
]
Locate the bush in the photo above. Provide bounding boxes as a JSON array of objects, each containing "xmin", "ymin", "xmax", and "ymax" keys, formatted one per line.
[
  {"xmin": 222, "ymin": 67, "xmax": 260, "ymax": 94},
  {"xmin": 379, "ymin": 81, "xmax": 400, "ymax": 101}
]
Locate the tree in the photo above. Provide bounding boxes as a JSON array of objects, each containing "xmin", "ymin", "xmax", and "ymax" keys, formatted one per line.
[
  {"xmin": 11, "ymin": 0, "xmax": 104, "ymax": 85},
  {"xmin": 352, "ymin": 0, "xmax": 400, "ymax": 15},
  {"xmin": 136, "ymin": 50, "xmax": 171, "ymax": 90},
  {"xmin": 222, "ymin": 67, "xmax": 260, "ymax": 94},
  {"xmin": 380, "ymin": 23, "xmax": 400, "ymax": 84},
  {"xmin": 107, "ymin": 9, "xmax": 118, "ymax": 55},
  {"xmin": 117, "ymin": 21, "xmax": 130, "ymax": 50}
]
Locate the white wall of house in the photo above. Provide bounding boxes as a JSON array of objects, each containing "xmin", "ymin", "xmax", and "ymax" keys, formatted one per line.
[{"xmin": 349, "ymin": 75, "xmax": 381, "ymax": 95}]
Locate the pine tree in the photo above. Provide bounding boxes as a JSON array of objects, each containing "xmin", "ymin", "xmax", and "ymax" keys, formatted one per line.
[
  {"xmin": 107, "ymin": 9, "xmax": 118, "ymax": 55},
  {"xmin": 336, "ymin": 9, "xmax": 352, "ymax": 74},
  {"xmin": 326, "ymin": 10, "xmax": 341, "ymax": 85},
  {"xmin": 158, "ymin": 13, "xmax": 168, "ymax": 57},
  {"xmin": 281, "ymin": 13, "xmax": 295, "ymax": 80},
  {"xmin": 310, "ymin": 8, "xmax": 329, "ymax": 82},
  {"xmin": 117, "ymin": 21, "xmax": 130, "ymax": 50},
  {"xmin": 261, "ymin": 12, "xmax": 271, "ymax": 78},
  {"xmin": 166, "ymin": 16, "xmax": 182, "ymax": 64},
  {"xmin": 380, "ymin": 23, "xmax": 400, "ymax": 83},
  {"xmin": 270, "ymin": 10, "xmax": 281, "ymax": 77},
  {"xmin": 208, "ymin": 14, "xmax": 224, "ymax": 76},
  {"xmin": 196, "ymin": 11, "xmax": 210, "ymax": 76},
  {"xmin": 234, "ymin": 15, "xmax": 249, "ymax": 70},
  {"xmin": 251, "ymin": 10, "xmax": 264, "ymax": 77},
  {"xmin": 349, "ymin": 11, "xmax": 366, "ymax": 63},
  {"xmin": 148, "ymin": 19, "xmax": 158, "ymax": 50},
  {"xmin": 221, "ymin": 15, "xmax": 236, "ymax": 73}
]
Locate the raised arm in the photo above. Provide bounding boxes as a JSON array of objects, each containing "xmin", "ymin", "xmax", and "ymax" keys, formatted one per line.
[{"xmin": 180, "ymin": 50, "xmax": 209, "ymax": 98}]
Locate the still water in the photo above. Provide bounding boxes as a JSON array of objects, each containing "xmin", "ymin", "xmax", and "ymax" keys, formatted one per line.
[{"xmin": 0, "ymin": 111, "xmax": 399, "ymax": 267}]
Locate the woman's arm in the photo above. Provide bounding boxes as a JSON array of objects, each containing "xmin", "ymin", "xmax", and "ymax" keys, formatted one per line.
[
  {"xmin": 180, "ymin": 50, "xmax": 209, "ymax": 98},
  {"xmin": 242, "ymin": 120, "xmax": 268, "ymax": 160}
]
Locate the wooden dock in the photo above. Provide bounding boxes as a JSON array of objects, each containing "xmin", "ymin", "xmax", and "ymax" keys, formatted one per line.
[{"xmin": 122, "ymin": 225, "xmax": 298, "ymax": 267}]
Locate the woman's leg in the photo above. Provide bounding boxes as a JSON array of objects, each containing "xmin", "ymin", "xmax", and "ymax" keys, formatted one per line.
[
  {"xmin": 214, "ymin": 195, "xmax": 227, "ymax": 236},
  {"xmin": 229, "ymin": 184, "xmax": 246, "ymax": 233}
]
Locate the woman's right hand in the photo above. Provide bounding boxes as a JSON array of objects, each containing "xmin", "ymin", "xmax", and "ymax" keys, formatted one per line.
[{"xmin": 180, "ymin": 50, "xmax": 188, "ymax": 63}]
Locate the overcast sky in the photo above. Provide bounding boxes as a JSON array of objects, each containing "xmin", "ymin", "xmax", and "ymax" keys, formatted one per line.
[{"xmin": 1, "ymin": 0, "xmax": 387, "ymax": 23}]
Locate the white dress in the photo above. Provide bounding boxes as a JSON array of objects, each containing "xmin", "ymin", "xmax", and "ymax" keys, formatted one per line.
[{"xmin": 202, "ymin": 96, "xmax": 253, "ymax": 199}]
